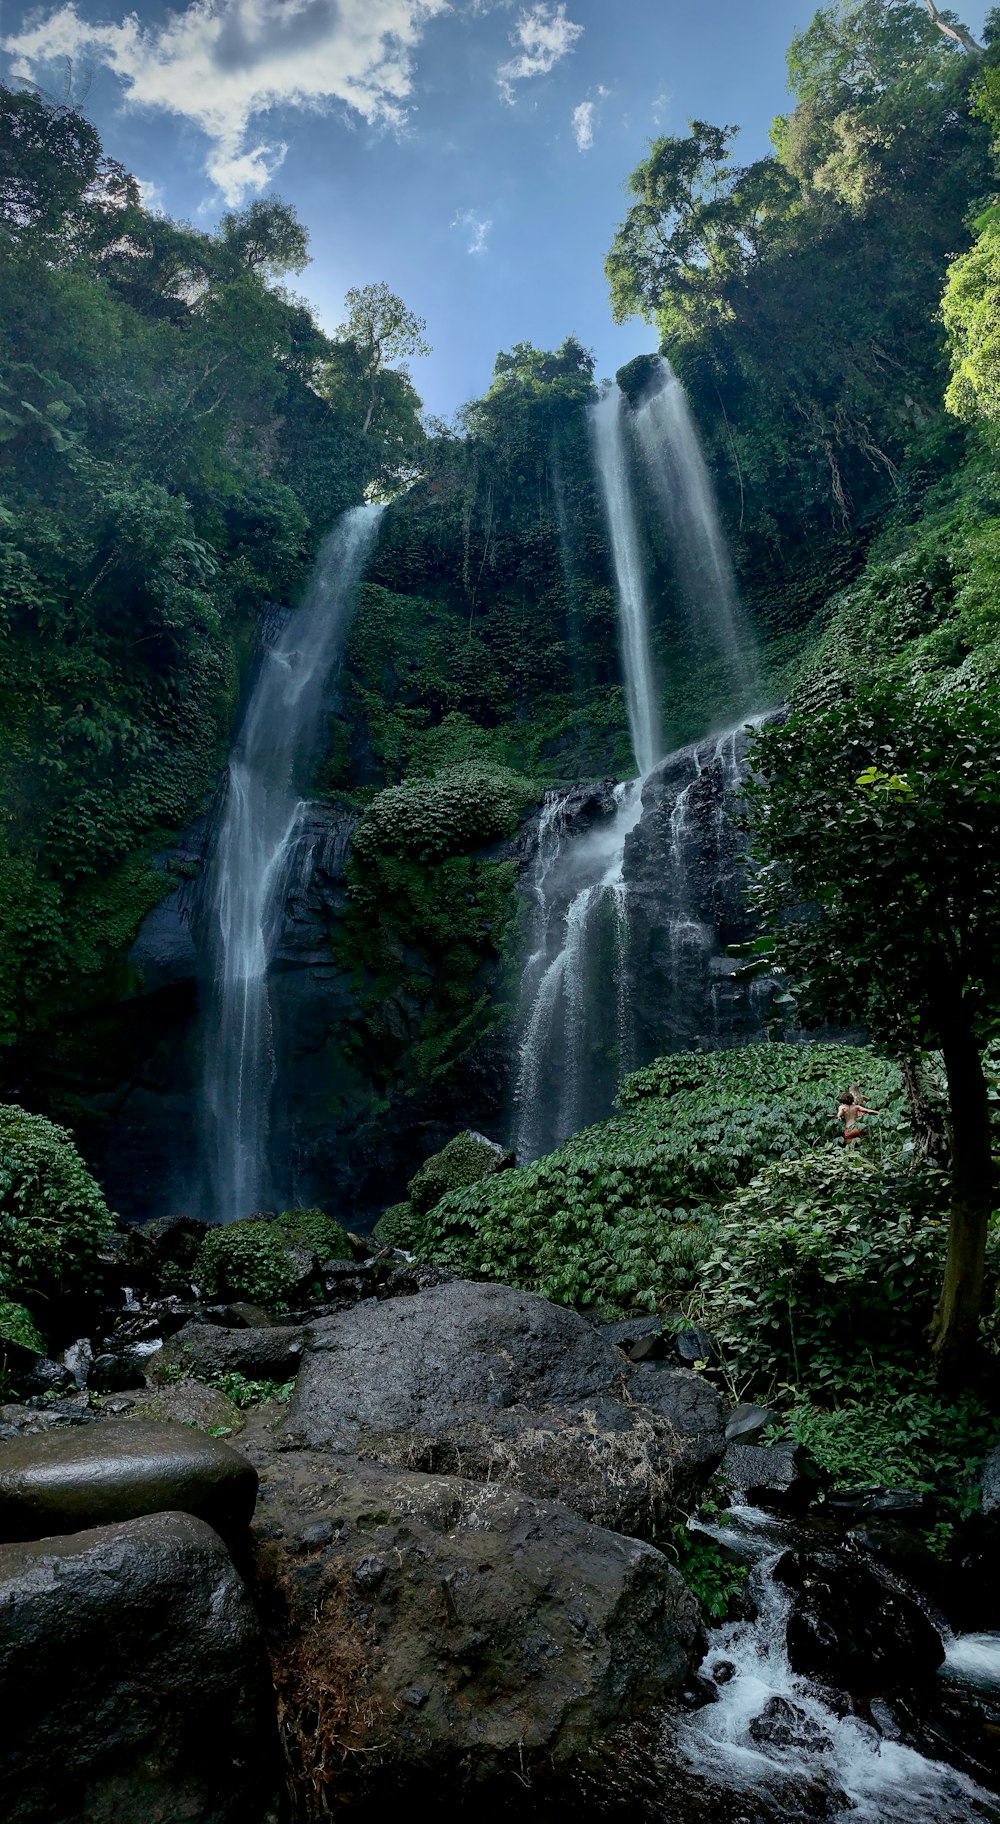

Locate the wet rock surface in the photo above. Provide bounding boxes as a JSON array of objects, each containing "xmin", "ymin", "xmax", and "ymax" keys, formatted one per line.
[
  {"xmin": 776, "ymin": 1546, "xmax": 945, "ymax": 1692},
  {"xmin": 286, "ymin": 1279, "xmax": 712, "ymax": 1534},
  {"xmin": 248, "ymin": 1448, "xmax": 702, "ymax": 1809},
  {"xmin": 0, "ymin": 1419, "xmax": 258, "ymax": 1543},
  {"xmin": 0, "ymin": 1509, "xmax": 279, "ymax": 1824},
  {"xmin": 722, "ymin": 1441, "xmax": 817, "ymax": 1511},
  {"xmin": 157, "ymin": 1319, "xmax": 306, "ymax": 1382}
]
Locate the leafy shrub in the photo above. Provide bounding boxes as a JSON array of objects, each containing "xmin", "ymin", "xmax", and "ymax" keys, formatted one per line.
[
  {"xmin": 772, "ymin": 1368, "xmax": 998, "ymax": 1532},
  {"xmin": 371, "ymin": 1202, "xmax": 416, "ymax": 1249},
  {"xmin": 209, "ymin": 1371, "xmax": 295, "ymax": 1409},
  {"xmin": 695, "ymin": 1149, "xmax": 993, "ymax": 1397},
  {"xmin": 0, "ymin": 1103, "xmax": 115, "ymax": 1308},
  {"xmin": 413, "ymin": 1043, "xmax": 902, "ymax": 1311},
  {"xmin": 277, "ymin": 1208, "xmax": 352, "ymax": 1263},
  {"xmin": 671, "ymin": 1526, "xmax": 749, "ymax": 1621},
  {"xmin": 0, "ymin": 1298, "xmax": 45, "ymax": 1354},
  {"xmin": 196, "ymin": 1208, "xmax": 350, "ymax": 1308},
  {"xmin": 351, "ymin": 762, "xmax": 537, "ymax": 865}
]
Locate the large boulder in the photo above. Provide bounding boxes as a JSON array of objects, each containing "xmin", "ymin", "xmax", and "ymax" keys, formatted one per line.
[
  {"xmin": 722, "ymin": 1441, "xmax": 816, "ymax": 1512},
  {"xmin": 286, "ymin": 1280, "xmax": 716, "ymax": 1535},
  {"xmin": 776, "ymin": 1548, "xmax": 945, "ymax": 1693},
  {"xmin": 250, "ymin": 1450, "xmax": 701, "ymax": 1809},
  {"xmin": 0, "ymin": 1420, "xmax": 258, "ymax": 1544},
  {"xmin": 0, "ymin": 1510, "xmax": 280, "ymax": 1823}
]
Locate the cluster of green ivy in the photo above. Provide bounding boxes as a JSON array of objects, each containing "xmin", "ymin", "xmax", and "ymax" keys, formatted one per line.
[
  {"xmin": 0, "ymin": 1103, "xmax": 114, "ymax": 1322},
  {"xmin": 196, "ymin": 1208, "xmax": 352, "ymax": 1310}
]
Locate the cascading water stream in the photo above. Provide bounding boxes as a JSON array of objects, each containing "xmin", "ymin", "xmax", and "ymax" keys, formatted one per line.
[
  {"xmin": 200, "ymin": 503, "xmax": 383, "ymax": 1225},
  {"xmin": 677, "ymin": 1506, "xmax": 1000, "ymax": 1821},
  {"xmin": 513, "ymin": 367, "xmax": 760, "ymax": 1161}
]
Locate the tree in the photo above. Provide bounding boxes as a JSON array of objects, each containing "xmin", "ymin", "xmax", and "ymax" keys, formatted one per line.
[
  {"xmin": 605, "ymin": 122, "xmax": 798, "ymax": 338},
  {"xmin": 336, "ymin": 282, "xmax": 430, "ymax": 434},
  {"xmin": 741, "ymin": 674, "xmax": 1000, "ymax": 1384},
  {"xmin": 217, "ymin": 197, "xmax": 309, "ymax": 279}
]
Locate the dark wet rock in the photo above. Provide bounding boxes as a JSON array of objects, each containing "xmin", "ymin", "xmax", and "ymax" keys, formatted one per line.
[
  {"xmin": 0, "ymin": 1509, "xmax": 279, "ymax": 1823},
  {"xmin": 601, "ymin": 1314, "xmax": 666, "ymax": 1361},
  {"xmin": 636, "ymin": 1365, "xmax": 726, "ymax": 1488},
  {"xmin": 0, "ymin": 1342, "xmax": 74, "ymax": 1399},
  {"xmin": 711, "ymin": 1658, "xmax": 736, "ymax": 1684},
  {"xmin": 141, "ymin": 1213, "xmax": 208, "ymax": 1290},
  {"xmin": 0, "ymin": 1401, "xmax": 95, "ymax": 1440},
  {"xmin": 157, "ymin": 1321, "xmax": 305, "ymax": 1383},
  {"xmin": 775, "ymin": 1548, "xmax": 945, "ymax": 1693},
  {"xmin": 981, "ymin": 1441, "xmax": 1000, "ymax": 1515},
  {"xmin": 722, "ymin": 1441, "xmax": 817, "ymax": 1512},
  {"xmin": 128, "ymin": 1379, "xmax": 245, "ymax": 1436},
  {"xmin": 249, "ymin": 1449, "xmax": 701, "ymax": 1807},
  {"xmin": 748, "ymin": 1696, "xmax": 834, "ymax": 1753},
  {"xmin": 679, "ymin": 1673, "xmax": 719, "ymax": 1710},
  {"xmin": 827, "ymin": 1485, "xmax": 928, "ymax": 1518},
  {"xmin": 286, "ymin": 1280, "xmax": 718, "ymax": 1535},
  {"xmin": 671, "ymin": 1322, "xmax": 722, "ymax": 1368},
  {"xmin": 725, "ymin": 1403, "xmax": 777, "ymax": 1447},
  {"xmin": 0, "ymin": 1419, "xmax": 258, "ymax": 1544},
  {"xmin": 89, "ymin": 1350, "xmax": 146, "ymax": 1394}
]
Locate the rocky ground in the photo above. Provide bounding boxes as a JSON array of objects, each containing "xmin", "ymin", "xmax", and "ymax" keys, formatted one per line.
[{"xmin": 2, "ymin": 1214, "xmax": 999, "ymax": 1822}]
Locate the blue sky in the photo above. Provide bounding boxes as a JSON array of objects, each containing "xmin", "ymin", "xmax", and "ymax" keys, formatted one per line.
[{"xmin": 2, "ymin": 0, "xmax": 991, "ymax": 416}]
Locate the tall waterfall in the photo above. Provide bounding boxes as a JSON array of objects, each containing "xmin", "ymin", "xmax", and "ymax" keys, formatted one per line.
[
  {"xmin": 513, "ymin": 369, "xmax": 758, "ymax": 1162},
  {"xmin": 589, "ymin": 384, "xmax": 662, "ymax": 775},
  {"xmin": 634, "ymin": 356, "xmax": 756, "ymax": 709},
  {"xmin": 200, "ymin": 504, "xmax": 383, "ymax": 1225}
]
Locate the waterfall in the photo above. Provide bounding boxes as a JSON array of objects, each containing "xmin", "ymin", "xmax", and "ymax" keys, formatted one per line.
[
  {"xmin": 513, "ymin": 369, "xmax": 763, "ymax": 1162},
  {"xmin": 589, "ymin": 384, "xmax": 662, "ymax": 776},
  {"xmin": 635, "ymin": 355, "xmax": 757, "ymax": 710},
  {"xmin": 200, "ymin": 504, "xmax": 383, "ymax": 1225}
]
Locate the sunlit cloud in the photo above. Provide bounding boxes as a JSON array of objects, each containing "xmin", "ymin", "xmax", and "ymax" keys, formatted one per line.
[
  {"xmin": 497, "ymin": 2, "xmax": 583, "ymax": 104},
  {"xmin": 451, "ymin": 206, "xmax": 492, "ymax": 254},
  {"xmin": 3, "ymin": 0, "xmax": 450, "ymax": 204}
]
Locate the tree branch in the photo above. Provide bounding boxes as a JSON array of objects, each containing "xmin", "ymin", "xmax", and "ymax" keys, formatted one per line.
[{"xmin": 920, "ymin": 1, "xmax": 983, "ymax": 54}]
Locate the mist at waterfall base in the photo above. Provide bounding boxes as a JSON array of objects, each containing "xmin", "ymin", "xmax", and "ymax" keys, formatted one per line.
[
  {"xmin": 514, "ymin": 361, "xmax": 765, "ymax": 1164},
  {"xmin": 198, "ymin": 504, "xmax": 383, "ymax": 1226}
]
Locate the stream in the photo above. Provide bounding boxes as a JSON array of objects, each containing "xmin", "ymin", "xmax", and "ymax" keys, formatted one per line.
[{"xmin": 669, "ymin": 1505, "xmax": 1000, "ymax": 1822}]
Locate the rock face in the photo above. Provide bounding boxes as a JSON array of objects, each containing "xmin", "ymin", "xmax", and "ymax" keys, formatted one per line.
[
  {"xmin": 0, "ymin": 1420, "xmax": 258, "ymax": 1543},
  {"xmin": 0, "ymin": 1509, "xmax": 280, "ymax": 1824},
  {"xmin": 250, "ymin": 1450, "xmax": 701, "ymax": 1809},
  {"xmin": 722, "ymin": 1441, "xmax": 815, "ymax": 1511},
  {"xmin": 287, "ymin": 1280, "xmax": 720, "ymax": 1535}
]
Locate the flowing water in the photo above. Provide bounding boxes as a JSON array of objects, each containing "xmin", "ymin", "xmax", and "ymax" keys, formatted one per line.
[
  {"xmin": 200, "ymin": 504, "xmax": 383, "ymax": 1225},
  {"xmin": 513, "ymin": 371, "xmax": 760, "ymax": 1161},
  {"xmin": 634, "ymin": 356, "xmax": 757, "ymax": 712},
  {"xmin": 676, "ymin": 1506, "xmax": 1000, "ymax": 1822}
]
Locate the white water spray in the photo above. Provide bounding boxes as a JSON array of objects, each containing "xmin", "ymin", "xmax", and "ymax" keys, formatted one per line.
[
  {"xmin": 589, "ymin": 384, "xmax": 662, "ymax": 775},
  {"xmin": 635, "ymin": 355, "xmax": 757, "ymax": 709},
  {"xmin": 201, "ymin": 504, "xmax": 383, "ymax": 1225}
]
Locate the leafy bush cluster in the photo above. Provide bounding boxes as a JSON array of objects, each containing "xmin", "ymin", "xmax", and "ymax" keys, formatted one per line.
[
  {"xmin": 352, "ymin": 762, "xmax": 537, "ymax": 866},
  {"xmin": 694, "ymin": 1149, "xmax": 979, "ymax": 1396},
  {"xmin": 372, "ymin": 1130, "xmax": 512, "ymax": 1248},
  {"xmin": 771, "ymin": 1367, "xmax": 998, "ymax": 1534},
  {"xmin": 196, "ymin": 1207, "xmax": 351, "ymax": 1309},
  {"xmin": 0, "ymin": 1102, "xmax": 114, "ymax": 1315},
  {"xmin": 412, "ymin": 1044, "xmax": 902, "ymax": 1310}
]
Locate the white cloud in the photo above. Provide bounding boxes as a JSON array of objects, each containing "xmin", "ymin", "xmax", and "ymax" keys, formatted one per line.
[
  {"xmin": 497, "ymin": 2, "xmax": 583, "ymax": 103},
  {"xmin": 136, "ymin": 176, "xmax": 166, "ymax": 214},
  {"xmin": 451, "ymin": 206, "xmax": 491, "ymax": 254},
  {"xmin": 571, "ymin": 84, "xmax": 608, "ymax": 151},
  {"xmin": 571, "ymin": 98, "xmax": 593, "ymax": 150},
  {"xmin": 651, "ymin": 89, "xmax": 670, "ymax": 129},
  {"xmin": 3, "ymin": 0, "xmax": 450, "ymax": 204}
]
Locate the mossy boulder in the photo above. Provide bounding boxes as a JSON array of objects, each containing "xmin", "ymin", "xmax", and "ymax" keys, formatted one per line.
[
  {"xmin": 407, "ymin": 1131, "xmax": 514, "ymax": 1218},
  {"xmin": 196, "ymin": 1209, "xmax": 352, "ymax": 1311},
  {"xmin": 370, "ymin": 1202, "xmax": 416, "ymax": 1250},
  {"xmin": 351, "ymin": 763, "xmax": 536, "ymax": 867},
  {"xmin": 0, "ymin": 1103, "xmax": 115, "ymax": 1311}
]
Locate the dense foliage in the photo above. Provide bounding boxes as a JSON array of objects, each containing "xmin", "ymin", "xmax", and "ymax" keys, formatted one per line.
[
  {"xmin": 0, "ymin": 87, "xmax": 424, "ymax": 1055},
  {"xmin": 412, "ymin": 1045, "xmax": 903, "ymax": 1309},
  {"xmin": 196, "ymin": 1208, "xmax": 352, "ymax": 1309},
  {"xmin": 0, "ymin": 1101, "xmax": 114, "ymax": 1320}
]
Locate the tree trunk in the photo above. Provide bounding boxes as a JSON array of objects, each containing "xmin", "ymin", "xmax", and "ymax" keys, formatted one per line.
[
  {"xmin": 898, "ymin": 1047, "xmax": 950, "ymax": 1166},
  {"xmin": 929, "ymin": 1015, "xmax": 993, "ymax": 1386}
]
